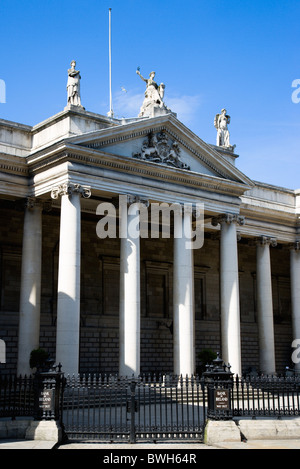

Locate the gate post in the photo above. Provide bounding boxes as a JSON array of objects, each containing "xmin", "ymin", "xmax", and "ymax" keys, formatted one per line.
[
  {"xmin": 26, "ymin": 359, "xmax": 65, "ymax": 443},
  {"xmin": 129, "ymin": 380, "xmax": 136, "ymax": 443},
  {"xmin": 33, "ymin": 359, "xmax": 64, "ymax": 421},
  {"xmin": 202, "ymin": 352, "xmax": 234, "ymax": 420}
]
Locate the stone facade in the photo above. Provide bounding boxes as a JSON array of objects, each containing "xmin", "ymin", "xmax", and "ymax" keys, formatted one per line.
[{"xmin": 0, "ymin": 103, "xmax": 299, "ymax": 377}]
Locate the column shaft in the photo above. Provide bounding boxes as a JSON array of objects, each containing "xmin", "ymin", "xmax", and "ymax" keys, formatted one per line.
[
  {"xmin": 173, "ymin": 207, "xmax": 195, "ymax": 376},
  {"xmin": 56, "ymin": 191, "xmax": 81, "ymax": 375},
  {"xmin": 52, "ymin": 183, "xmax": 91, "ymax": 376},
  {"xmin": 17, "ymin": 199, "xmax": 42, "ymax": 375},
  {"xmin": 290, "ymin": 245, "xmax": 300, "ymax": 372},
  {"xmin": 212, "ymin": 214, "xmax": 244, "ymax": 376},
  {"xmin": 119, "ymin": 198, "xmax": 140, "ymax": 376},
  {"xmin": 219, "ymin": 218, "xmax": 241, "ymax": 376},
  {"xmin": 256, "ymin": 238, "xmax": 276, "ymax": 375}
]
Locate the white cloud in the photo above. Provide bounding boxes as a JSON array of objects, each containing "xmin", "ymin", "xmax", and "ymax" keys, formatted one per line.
[
  {"xmin": 112, "ymin": 89, "xmax": 202, "ymax": 123},
  {"xmin": 113, "ymin": 89, "xmax": 144, "ymax": 118},
  {"xmin": 166, "ymin": 95, "xmax": 202, "ymax": 124}
]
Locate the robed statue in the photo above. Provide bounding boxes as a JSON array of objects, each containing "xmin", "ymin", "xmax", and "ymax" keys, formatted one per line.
[
  {"xmin": 67, "ymin": 60, "xmax": 82, "ymax": 107},
  {"xmin": 214, "ymin": 108, "xmax": 231, "ymax": 148},
  {"xmin": 136, "ymin": 68, "xmax": 170, "ymax": 117}
]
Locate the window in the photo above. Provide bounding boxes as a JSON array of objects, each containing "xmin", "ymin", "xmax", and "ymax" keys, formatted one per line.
[
  {"xmin": 145, "ymin": 261, "xmax": 170, "ymax": 319},
  {"xmin": 194, "ymin": 268, "xmax": 207, "ymax": 320},
  {"xmin": 0, "ymin": 246, "xmax": 22, "ymax": 312}
]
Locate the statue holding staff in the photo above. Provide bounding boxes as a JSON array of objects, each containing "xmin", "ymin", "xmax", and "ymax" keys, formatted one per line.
[{"xmin": 136, "ymin": 67, "xmax": 168, "ymax": 117}]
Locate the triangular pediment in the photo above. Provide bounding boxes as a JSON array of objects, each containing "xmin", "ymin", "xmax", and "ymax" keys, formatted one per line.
[{"xmin": 66, "ymin": 114, "xmax": 253, "ymax": 187}]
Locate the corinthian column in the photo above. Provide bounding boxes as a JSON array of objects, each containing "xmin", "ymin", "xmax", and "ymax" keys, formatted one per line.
[
  {"xmin": 290, "ymin": 242, "xmax": 300, "ymax": 372},
  {"xmin": 256, "ymin": 236, "xmax": 277, "ymax": 375},
  {"xmin": 212, "ymin": 214, "xmax": 244, "ymax": 376},
  {"xmin": 17, "ymin": 198, "xmax": 42, "ymax": 375},
  {"xmin": 51, "ymin": 183, "xmax": 91, "ymax": 375},
  {"xmin": 119, "ymin": 195, "xmax": 147, "ymax": 376},
  {"xmin": 173, "ymin": 205, "xmax": 195, "ymax": 376}
]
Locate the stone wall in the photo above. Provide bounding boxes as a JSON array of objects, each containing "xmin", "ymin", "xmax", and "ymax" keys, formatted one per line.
[{"xmin": 0, "ymin": 204, "xmax": 294, "ymax": 376}]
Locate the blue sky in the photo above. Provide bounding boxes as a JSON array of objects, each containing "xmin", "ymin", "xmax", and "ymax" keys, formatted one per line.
[{"xmin": 1, "ymin": 0, "xmax": 300, "ymax": 189}]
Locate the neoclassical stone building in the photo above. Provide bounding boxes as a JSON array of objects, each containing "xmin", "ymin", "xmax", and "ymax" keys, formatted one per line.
[{"xmin": 0, "ymin": 67, "xmax": 299, "ymax": 378}]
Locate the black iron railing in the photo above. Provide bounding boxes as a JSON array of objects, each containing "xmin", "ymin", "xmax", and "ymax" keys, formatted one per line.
[
  {"xmin": 1, "ymin": 367, "xmax": 300, "ymax": 443},
  {"xmin": 62, "ymin": 374, "xmax": 206, "ymax": 442},
  {"xmin": 0, "ymin": 364, "xmax": 65, "ymax": 421},
  {"xmin": 233, "ymin": 375, "xmax": 300, "ymax": 418},
  {"xmin": 0, "ymin": 375, "xmax": 35, "ymax": 419}
]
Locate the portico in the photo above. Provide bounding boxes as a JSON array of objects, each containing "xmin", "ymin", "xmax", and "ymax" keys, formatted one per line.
[{"xmin": 0, "ymin": 93, "xmax": 299, "ymax": 378}]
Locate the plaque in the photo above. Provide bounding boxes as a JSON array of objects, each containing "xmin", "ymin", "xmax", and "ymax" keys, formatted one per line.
[
  {"xmin": 39, "ymin": 388, "xmax": 55, "ymax": 411},
  {"xmin": 214, "ymin": 389, "xmax": 229, "ymax": 410}
]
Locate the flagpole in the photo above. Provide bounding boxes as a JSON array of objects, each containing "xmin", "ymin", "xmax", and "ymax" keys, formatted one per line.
[{"xmin": 107, "ymin": 8, "xmax": 114, "ymax": 118}]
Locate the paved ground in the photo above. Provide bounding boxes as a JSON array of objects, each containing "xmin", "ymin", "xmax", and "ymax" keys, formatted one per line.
[{"xmin": 1, "ymin": 438, "xmax": 300, "ymax": 450}]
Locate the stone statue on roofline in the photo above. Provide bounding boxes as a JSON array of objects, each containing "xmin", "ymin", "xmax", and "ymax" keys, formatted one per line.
[
  {"xmin": 214, "ymin": 108, "xmax": 235, "ymax": 152},
  {"xmin": 67, "ymin": 60, "xmax": 84, "ymax": 108},
  {"xmin": 136, "ymin": 67, "xmax": 175, "ymax": 118}
]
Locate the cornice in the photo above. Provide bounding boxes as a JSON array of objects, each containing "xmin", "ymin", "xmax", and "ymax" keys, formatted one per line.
[
  {"xmin": 240, "ymin": 199, "xmax": 296, "ymax": 227},
  {"xmin": 27, "ymin": 144, "xmax": 249, "ymax": 198}
]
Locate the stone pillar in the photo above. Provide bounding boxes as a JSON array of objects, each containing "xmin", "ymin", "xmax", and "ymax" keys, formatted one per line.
[
  {"xmin": 119, "ymin": 195, "xmax": 146, "ymax": 377},
  {"xmin": 173, "ymin": 205, "xmax": 195, "ymax": 376},
  {"xmin": 290, "ymin": 242, "xmax": 300, "ymax": 372},
  {"xmin": 17, "ymin": 198, "xmax": 43, "ymax": 376},
  {"xmin": 212, "ymin": 214, "xmax": 244, "ymax": 376},
  {"xmin": 256, "ymin": 236, "xmax": 277, "ymax": 375},
  {"xmin": 51, "ymin": 183, "xmax": 91, "ymax": 376}
]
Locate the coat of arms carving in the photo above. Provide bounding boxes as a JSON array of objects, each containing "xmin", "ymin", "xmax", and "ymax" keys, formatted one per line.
[{"xmin": 133, "ymin": 131, "xmax": 190, "ymax": 170}]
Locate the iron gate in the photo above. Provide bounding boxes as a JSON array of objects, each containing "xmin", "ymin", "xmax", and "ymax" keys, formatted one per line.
[{"xmin": 62, "ymin": 374, "xmax": 206, "ymax": 442}]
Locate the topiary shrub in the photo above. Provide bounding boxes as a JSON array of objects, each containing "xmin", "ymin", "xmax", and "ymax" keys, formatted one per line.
[
  {"xmin": 196, "ymin": 349, "xmax": 218, "ymax": 376},
  {"xmin": 29, "ymin": 348, "xmax": 49, "ymax": 371}
]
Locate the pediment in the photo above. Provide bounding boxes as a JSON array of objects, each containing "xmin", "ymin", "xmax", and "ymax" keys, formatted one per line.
[{"xmin": 66, "ymin": 114, "xmax": 253, "ymax": 187}]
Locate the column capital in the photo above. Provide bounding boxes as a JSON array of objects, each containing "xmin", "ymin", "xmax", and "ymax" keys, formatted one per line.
[
  {"xmin": 51, "ymin": 183, "xmax": 91, "ymax": 200},
  {"xmin": 255, "ymin": 235, "xmax": 277, "ymax": 247},
  {"xmin": 211, "ymin": 213, "xmax": 245, "ymax": 227},
  {"xmin": 127, "ymin": 194, "xmax": 149, "ymax": 207},
  {"xmin": 289, "ymin": 241, "xmax": 300, "ymax": 251},
  {"xmin": 25, "ymin": 197, "xmax": 43, "ymax": 210},
  {"xmin": 116, "ymin": 194, "xmax": 149, "ymax": 209}
]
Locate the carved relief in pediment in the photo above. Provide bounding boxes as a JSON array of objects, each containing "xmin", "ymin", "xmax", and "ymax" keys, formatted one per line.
[{"xmin": 132, "ymin": 130, "xmax": 190, "ymax": 170}]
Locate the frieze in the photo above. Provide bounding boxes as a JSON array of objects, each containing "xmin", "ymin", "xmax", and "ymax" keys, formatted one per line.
[{"xmin": 132, "ymin": 130, "xmax": 190, "ymax": 170}]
